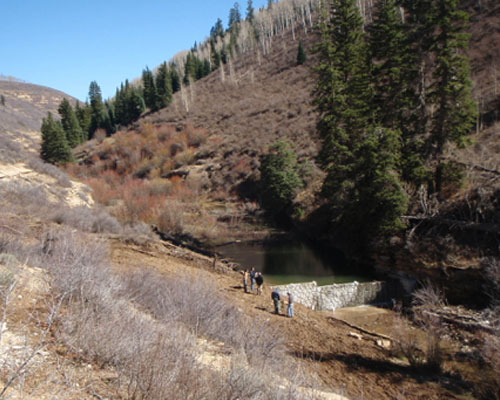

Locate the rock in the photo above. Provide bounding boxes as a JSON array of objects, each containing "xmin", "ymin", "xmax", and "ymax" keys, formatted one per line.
[
  {"xmin": 348, "ymin": 332, "xmax": 362, "ymax": 340},
  {"xmin": 376, "ymin": 339, "xmax": 391, "ymax": 349}
]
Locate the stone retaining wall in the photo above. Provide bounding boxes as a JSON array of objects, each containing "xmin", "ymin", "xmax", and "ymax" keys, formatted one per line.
[{"xmin": 271, "ymin": 280, "xmax": 397, "ymax": 311}]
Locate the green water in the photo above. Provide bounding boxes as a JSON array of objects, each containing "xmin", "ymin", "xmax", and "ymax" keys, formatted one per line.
[{"xmin": 219, "ymin": 239, "xmax": 372, "ymax": 286}]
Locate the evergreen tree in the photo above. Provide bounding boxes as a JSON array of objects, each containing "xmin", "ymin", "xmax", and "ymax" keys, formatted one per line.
[
  {"xmin": 259, "ymin": 141, "xmax": 303, "ymax": 219},
  {"xmin": 170, "ymin": 67, "xmax": 181, "ymax": 93},
  {"xmin": 74, "ymin": 101, "xmax": 91, "ymax": 142},
  {"xmin": 313, "ymin": 0, "xmax": 406, "ymax": 249},
  {"xmin": 155, "ymin": 62, "xmax": 173, "ymax": 109},
  {"xmin": 58, "ymin": 98, "xmax": 83, "ymax": 148},
  {"xmin": 210, "ymin": 18, "xmax": 225, "ymax": 39},
  {"xmin": 183, "ymin": 54, "xmax": 193, "ymax": 85},
  {"xmin": 114, "ymin": 80, "xmax": 145, "ymax": 126},
  {"xmin": 228, "ymin": 2, "xmax": 242, "ymax": 31},
  {"xmin": 88, "ymin": 81, "xmax": 109, "ymax": 138},
  {"xmin": 142, "ymin": 67, "xmax": 159, "ymax": 111},
  {"xmin": 369, "ymin": 0, "xmax": 430, "ymax": 186},
  {"xmin": 297, "ymin": 40, "xmax": 307, "ymax": 65},
  {"xmin": 104, "ymin": 100, "xmax": 116, "ymax": 134},
  {"xmin": 1, "ymin": 95, "xmax": 5, "ymax": 106},
  {"xmin": 429, "ymin": 0, "xmax": 476, "ymax": 192},
  {"xmin": 369, "ymin": 0, "xmax": 408, "ymax": 129},
  {"xmin": 246, "ymin": 0, "xmax": 255, "ymax": 22},
  {"xmin": 40, "ymin": 112, "xmax": 72, "ymax": 164},
  {"xmin": 210, "ymin": 38, "xmax": 221, "ymax": 69}
]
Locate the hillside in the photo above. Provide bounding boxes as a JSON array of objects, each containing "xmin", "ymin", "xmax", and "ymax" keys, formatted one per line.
[
  {"xmin": 77, "ymin": 0, "xmax": 500, "ymax": 299},
  {"xmin": 1, "ymin": 2, "xmax": 499, "ymax": 399},
  {"xmin": 0, "ymin": 79, "xmax": 79, "ymax": 155}
]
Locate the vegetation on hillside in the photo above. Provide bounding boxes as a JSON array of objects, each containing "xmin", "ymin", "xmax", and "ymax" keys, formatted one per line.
[{"xmin": 312, "ymin": 0, "xmax": 475, "ymax": 252}]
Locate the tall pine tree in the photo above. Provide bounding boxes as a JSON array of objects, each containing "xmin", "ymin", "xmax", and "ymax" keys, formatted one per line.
[
  {"xmin": 429, "ymin": 0, "xmax": 476, "ymax": 192},
  {"xmin": 58, "ymin": 98, "xmax": 84, "ymax": 148},
  {"xmin": 74, "ymin": 101, "xmax": 91, "ymax": 142},
  {"xmin": 156, "ymin": 62, "xmax": 173, "ymax": 109},
  {"xmin": 314, "ymin": 0, "xmax": 407, "ymax": 249},
  {"xmin": 40, "ymin": 112, "xmax": 73, "ymax": 164},
  {"xmin": 142, "ymin": 67, "xmax": 159, "ymax": 111},
  {"xmin": 88, "ymin": 81, "xmax": 109, "ymax": 138}
]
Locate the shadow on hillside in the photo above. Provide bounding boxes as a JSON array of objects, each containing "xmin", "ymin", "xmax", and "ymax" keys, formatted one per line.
[{"xmin": 293, "ymin": 350, "xmax": 473, "ymax": 391}]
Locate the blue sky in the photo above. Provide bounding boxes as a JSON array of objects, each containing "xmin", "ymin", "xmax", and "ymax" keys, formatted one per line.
[{"xmin": 1, "ymin": 0, "xmax": 268, "ymax": 101}]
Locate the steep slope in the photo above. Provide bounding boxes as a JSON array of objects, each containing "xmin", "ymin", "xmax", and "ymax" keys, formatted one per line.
[
  {"xmin": 0, "ymin": 79, "xmax": 79, "ymax": 154},
  {"xmin": 137, "ymin": 1, "xmax": 499, "ymax": 198}
]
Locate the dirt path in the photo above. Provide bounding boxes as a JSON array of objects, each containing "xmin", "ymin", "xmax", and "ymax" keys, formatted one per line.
[{"xmin": 109, "ymin": 239, "xmax": 476, "ymax": 400}]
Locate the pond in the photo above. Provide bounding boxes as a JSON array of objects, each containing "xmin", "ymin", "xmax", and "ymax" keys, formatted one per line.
[{"xmin": 218, "ymin": 238, "xmax": 374, "ymax": 286}]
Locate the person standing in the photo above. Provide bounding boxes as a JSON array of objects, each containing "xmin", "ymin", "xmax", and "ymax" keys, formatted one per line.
[
  {"xmin": 250, "ymin": 267, "xmax": 256, "ymax": 291},
  {"xmin": 271, "ymin": 288, "xmax": 281, "ymax": 314},
  {"xmin": 287, "ymin": 292, "xmax": 294, "ymax": 318},
  {"xmin": 255, "ymin": 272, "xmax": 264, "ymax": 295},
  {"xmin": 242, "ymin": 269, "xmax": 250, "ymax": 293}
]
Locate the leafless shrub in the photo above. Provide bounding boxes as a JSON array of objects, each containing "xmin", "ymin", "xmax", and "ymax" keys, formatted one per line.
[
  {"xmin": 94, "ymin": 129, "xmax": 107, "ymax": 143},
  {"xmin": 0, "ymin": 182, "xmax": 52, "ymax": 214},
  {"xmin": 391, "ymin": 313, "xmax": 425, "ymax": 367},
  {"xmin": 123, "ymin": 269, "xmax": 287, "ymax": 368},
  {"xmin": 411, "ymin": 282, "xmax": 446, "ymax": 372},
  {"xmin": 50, "ymin": 206, "xmax": 122, "ymax": 234},
  {"xmin": 37, "ymin": 228, "xmax": 114, "ymax": 302},
  {"xmin": 120, "ymin": 221, "xmax": 156, "ymax": 245},
  {"xmin": 412, "ymin": 280, "xmax": 446, "ymax": 309},
  {"xmin": 0, "ymin": 134, "xmax": 23, "ymax": 163},
  {"xmin": 158, "ymin": 201, "xmax": 185, "ymax": 235},
  {"xmin": 26, "ymin": 158, "xmax": 72, "ymax": 187}
]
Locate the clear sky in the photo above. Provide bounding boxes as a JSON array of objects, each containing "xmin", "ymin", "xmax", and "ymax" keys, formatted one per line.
[{"xmin": 1, "ymin": 0, "xmax": 269, "ymax": 102}]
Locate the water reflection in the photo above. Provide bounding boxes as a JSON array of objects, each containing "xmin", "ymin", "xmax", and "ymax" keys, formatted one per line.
[{"xmin": 219, "ymin": 239, "xmax": 371, "ymax": 286}]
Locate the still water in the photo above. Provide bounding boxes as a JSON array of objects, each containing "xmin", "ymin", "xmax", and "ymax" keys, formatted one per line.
[{"xmin": 218, "ymin": 239, "xmax": 373, "ymax": 286}]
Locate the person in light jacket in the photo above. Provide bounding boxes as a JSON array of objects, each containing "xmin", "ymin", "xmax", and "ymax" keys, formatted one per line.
[{"xmin": 287, "ymin": 292, "xmax": 294, "ymax": 318}]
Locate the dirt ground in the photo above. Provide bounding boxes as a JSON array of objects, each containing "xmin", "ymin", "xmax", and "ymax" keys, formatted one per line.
[{"xmin": 109, "ymin": 238, "xmax": 484, "ymax": 400}]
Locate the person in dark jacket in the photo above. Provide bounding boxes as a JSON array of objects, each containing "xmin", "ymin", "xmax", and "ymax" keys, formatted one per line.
[
  {"xmin": 271, "ymin": 289, "xmax": 281, "ymax": 314},
  {"xmin": 255, "ymin": 272, "xmax": 264, "ymax": 295}
]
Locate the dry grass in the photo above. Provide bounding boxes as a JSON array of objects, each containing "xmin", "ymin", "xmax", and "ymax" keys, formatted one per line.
[{"xmin": 0, "ymin": 224, "xmax": 314, "ymax": 399}]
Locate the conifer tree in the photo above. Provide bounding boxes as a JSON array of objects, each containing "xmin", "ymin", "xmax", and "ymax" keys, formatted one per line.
[
  {"xmin": 259, "ymin": 141, "xmax": 303, "ymax": 219},
  {"xmin": 313, "ymin": 0, "xmax": 406, "ymax": 249},
  {"xmin": 104, "ymin": 100, "xmax": 116, "ymax": 134},
  {"xmin": 40, "ymin": 112, "xmax": 72, "ymax": 164},
  {"xmin": 0, "ymin": 95, "xmax": 5, "ymax": 106},
  {"xmin": 74, "ymin": 101, "xmax": 91, "ymax": 142},
  {"xmin": 58, "ymin": 98, "xmax": 83, "ymax": 148},
  {"xmin": 142, "ymin": 67, "xmax": 159, "ymax": 111},
  {"xmin": 170, "ymin": 67, "xmax": 181, "ymax": 93},
  {"xmin": 156, "ymin": 62, "xmax": 173, "ymax": 109},
  {"xmin": 88, "ymin": 81, "xmax": 109, "ymax": 138},
  {"xmin": 210, "ymin": 18, "xmax": 225, "ymax": 39},
  {"xmin": 246, "ymin": 0, "xmax": 255, "ymax": 22},
  {"xmin": 114, "ymin": 80, "xmax": 145, "ymax": 126},
  {"xmin": 210, "ymin": 38, "xmax": 221, "ymax": 69},
  {"xmin": 429, "ymin": 0, "xmax": 476, "ymax": 192},
  {"xmin": 228, "ymin": 2, "xmax": 242, "ymax": 31},
  {"xmin": 369, "ymin": 0, "xmax": 408, "ymax": 130}
]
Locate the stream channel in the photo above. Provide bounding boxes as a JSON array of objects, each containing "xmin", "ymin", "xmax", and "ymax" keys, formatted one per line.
[{"xmin": 218, "ymin": 237, "xmax": 375, "ymax": 286}]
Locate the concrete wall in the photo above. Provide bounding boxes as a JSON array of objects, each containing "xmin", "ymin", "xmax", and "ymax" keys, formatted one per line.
[{"xmin": 271, "ymin": 280, "xmax": 395, "ymax": 311}]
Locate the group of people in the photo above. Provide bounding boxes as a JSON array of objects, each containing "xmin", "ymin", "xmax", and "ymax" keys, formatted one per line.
[
  {"xmin": 241, "ymin": 268, "xmax": 294, "ymax": 318},
  {"xmin": 271, "ymin": 289, "xmax": 294, "ymax": 318},
  {"xmin": 242, "ymin": 267, "xmax": 264, "ymax": 295}
]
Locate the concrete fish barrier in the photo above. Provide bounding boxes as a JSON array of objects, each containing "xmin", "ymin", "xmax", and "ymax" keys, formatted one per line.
[{"xmin": 271, "ymin": 280, "xmax": 406, "ymax": 311}]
